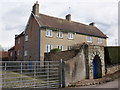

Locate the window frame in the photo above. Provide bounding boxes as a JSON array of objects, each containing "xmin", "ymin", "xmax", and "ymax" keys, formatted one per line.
[
  {"xmin": 57, "ymin": 31, "xmax": 63, "ymax": 38},
  {"xmin": 10, "ymin": 52, "xmax": 12, "ymax": 56},
  {"xmin": 25, "ymin": 35, "xmax": 28, "ymax": 41},
  {"xmin": 98, "ymin": 38, "xmax": 102, "ymax": 43},
  {"xmin": 57, "ymin": 45, "xmax": 63, "ymax": 51},
  {"xmin": 24, "ymin": 50, "xmax": 28, "ymax": 56},
  {"xmin": 68, "ymin": 46, "xmax": 72, "ymax": 50},
  {"xmin": 46, "ymin": 44, "xmax": 52, "ymax": 52},
  {"xmin": 87, "ymin": 36, "xmax": 93, "ymax": 43},
  {"xmin": 68, "ymin": 33, "xmax": 74, "ymax": 39},
  {"xmin": 46, "ymin": 29, "xmax": 52, "ymax": 37}
]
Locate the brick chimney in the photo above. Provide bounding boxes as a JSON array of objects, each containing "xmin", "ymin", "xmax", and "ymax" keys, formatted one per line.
[
  {"xmin": 32, "ymin": 1, "xmax": 39, "ymax": 16},
  {"xmin": 65, "ymin": 14, "xmax": 71, "ymax": 21}
]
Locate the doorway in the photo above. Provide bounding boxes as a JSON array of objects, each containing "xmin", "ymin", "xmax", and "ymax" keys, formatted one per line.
[{"xmin": 93, "ymin": 55, "xmax": 102, "ymax": 79}]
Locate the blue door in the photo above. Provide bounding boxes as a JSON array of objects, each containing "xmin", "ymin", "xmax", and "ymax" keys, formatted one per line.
[
  {"xmin": 93, "ymin": 59, "xmax": 98, "ymax": 79},
  {"xmin": 93, "ymin": 55, "xmax": 102, "ymax": 79}
]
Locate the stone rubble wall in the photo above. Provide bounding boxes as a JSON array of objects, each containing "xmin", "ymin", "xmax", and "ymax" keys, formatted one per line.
[{"xmin": 106, "ymin": 64, "xmax": 120, "ymax": 74}]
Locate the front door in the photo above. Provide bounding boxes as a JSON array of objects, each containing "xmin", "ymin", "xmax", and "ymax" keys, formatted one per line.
[{"xmin": 93, "ymin": 55, "xmax": 102, "ymax": 79}]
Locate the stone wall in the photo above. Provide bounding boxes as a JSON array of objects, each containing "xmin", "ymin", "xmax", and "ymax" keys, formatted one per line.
[
  {"xmin": 106, "ymin": 64, "xmax": 120, "ymax": 74},
  {"xmin": 44, "ymin": 49, "xmax": 79, "ymax": 61},
  {"xmin": 64, "ymin": 48, "xmax": 87, "ymax": 86},
  {"xmin": 44, "ymin": 43, "xmax": 105, "ymax": 87},
  {"xmin": 88, "ymin": 45, "xmax": 105, "ymax": 79}
]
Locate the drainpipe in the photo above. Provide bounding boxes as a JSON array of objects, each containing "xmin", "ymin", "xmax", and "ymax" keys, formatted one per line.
[
  {"xmin": 22, "ymin": 34, "xmax": 25, "ymax": 61},
  {"xmin": 38, "ymin": 27, "xmax": 41, "ymax": 61}
]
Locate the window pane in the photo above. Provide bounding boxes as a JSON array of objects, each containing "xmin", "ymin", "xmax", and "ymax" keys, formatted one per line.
[
  {"xmin": 46, "ymin": 44, "xmax": 52, "ymax": 52},
  {"xmin": 68, "ymin": 33, "xmax": 73, "ymax": 39},
  {"xmin": 46, "ymin": 29, "xmax": 52, "ymax": 37},
  {"xmin": 98, "ymin": 38, "xmax": 102, "ymax": 43},
  {"xmin": 25, "ymin": 35, "xmax": 28, "ymax": 41},
  {"xmin": 87, "ymin": 36, "xmax": 92, "ymax": 42}
]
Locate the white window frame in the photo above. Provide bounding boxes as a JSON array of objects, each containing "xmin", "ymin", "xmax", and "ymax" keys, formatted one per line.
[
  {"xmin": 57, "ymin": 32, "xmax": 63, "ymax": 38},
  {"xmin": 24, "ymin": 50, "xmax": 28, "ymax": 56},
  {"xmin": 18, "ymin": 38, "xmax": 20, "ymax": 44},
  {"xmin": 98, "ymin": 38, "xmax": 102, "ymax": 43},
  {"xmin": 68, "ymin": 33, "xmax": 74, "ymax": 39},
  {"xmin": 46, "ymin": 29, "xmax": 52, "ymax": 37},
  {"xmin": 68, "ymin": 46, "xmax": 72, "ymax": 50},
  {"xmin": 25, "ymin": 35, "xmax": 28, "ymax": 41},
  {"xmin": 46, "ymin": 44, "xmax": 52, "ymax": 52},
  {"xmin": 87, "ymin": 36, "xmax": 93, "ymax": 43},
  {"xmin": 57, "ymin": 45, "xmax": 63, "ymax": 51},
  {"xmin": 10, "ymin": 52, "xmax": 12, "ymax": 56}
]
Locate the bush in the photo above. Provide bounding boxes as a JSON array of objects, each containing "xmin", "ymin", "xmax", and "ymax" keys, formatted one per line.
[{"xmin": 50, "ymin": 48, "xmax": 61, "ymax": 52}]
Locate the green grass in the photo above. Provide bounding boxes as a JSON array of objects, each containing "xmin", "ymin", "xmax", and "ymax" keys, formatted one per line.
[
  {"xmin": 1, "ymin": 71, "xmax": 59, "ymax": 88},
  {"xmin": 2, "ymin": 71, "xmax": 45, "ymax": 88}
]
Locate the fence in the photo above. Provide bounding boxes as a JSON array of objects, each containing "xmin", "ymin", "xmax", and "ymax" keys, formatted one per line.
[{"xmin": 0, "ymin": 60, "xmax": 63, "ymax": 89}]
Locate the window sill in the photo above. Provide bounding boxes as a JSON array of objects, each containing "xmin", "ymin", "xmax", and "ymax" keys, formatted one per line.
[
  {"xmin": 68, "ymin": 38, "xmax": 74, "ymax": 40},
  {"xmin": 58, "ymin": 37, "xmax": 63, "ymax": 39},
  {"xmin": 87, "ymin": 41, "xmax": 93, "ymax": 43},
  {"xmin": 98, "ymin": 42, "xmax": 102, "ymax": 44},
  {"xmin": 46, "ymin": 35, "xmax": 53, "ymax": 38}
]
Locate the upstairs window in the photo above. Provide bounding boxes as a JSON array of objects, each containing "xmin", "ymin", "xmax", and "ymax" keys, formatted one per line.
[
  {"xmin": 57, "ymin": 45, "xmax": 63, "ymax": 51},
  {"xmin": 10, "ymin": 52, "xmax": 12, "ymax": 56},
  {"xmin": 46, "ymin": 29, "xmax": 52, "ymax": 37},
  {"xmin": 87, "ymin": 36, "xmax": 92, "ymax": 43},
  {"xmin": 98, "ymin": 38, "xmax": 102, "ymax": 43},
  {"xmin": 25, "ymin": 35, "xmax": 28, "ymax": 41},
  {"xmin": 68, "ymin": 33, "xmax": 74, "ymax": 39},
  {"xmin": 57, "ymin": 32, "xmax": 63, "ymax": 38},
  {"xmin": 18, "ymin": 38, "xmax": 20, "ymax": 44},
  {"xmin": 24, "ymin": 50, "xmax": 28, "ymax": 56},
  {"xmin": 46, "ymin": 44, "xmax": 52, "ymax": 52}
]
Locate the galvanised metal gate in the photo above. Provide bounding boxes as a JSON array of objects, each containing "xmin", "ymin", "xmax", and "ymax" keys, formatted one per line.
[{"xmin": 0, "ymin": 60, "xmax": 63, "ymax": 89}]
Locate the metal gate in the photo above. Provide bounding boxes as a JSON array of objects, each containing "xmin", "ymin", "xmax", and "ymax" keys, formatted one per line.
[{"xmin": 0, "ymin": 60, "xmax": 63, "ymax": 89}]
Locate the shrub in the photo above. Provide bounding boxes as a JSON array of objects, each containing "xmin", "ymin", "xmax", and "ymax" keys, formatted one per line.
[{"xmin": 50, "ymin": 48, "xmax": 61, "ymax": 52}]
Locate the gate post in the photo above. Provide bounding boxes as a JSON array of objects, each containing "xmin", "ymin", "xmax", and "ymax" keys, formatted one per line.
[
  {"xmin": 59, "ymin": 59, "xmax": 63, "ymax": 88},
  {"xmin": 47, "ymin": 61, "xmax": 50, "ymax": 88}
]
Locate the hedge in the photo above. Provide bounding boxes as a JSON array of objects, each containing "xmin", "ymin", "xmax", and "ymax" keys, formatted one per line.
[{"xmin": 104, "ymin": 46, "xmax": 120, "ymax": 65}]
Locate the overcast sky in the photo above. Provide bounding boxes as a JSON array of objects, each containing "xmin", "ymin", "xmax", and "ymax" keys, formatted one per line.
[{"xmin": 0, "ymin": 0, "xmax": 119, "ymax": 50}]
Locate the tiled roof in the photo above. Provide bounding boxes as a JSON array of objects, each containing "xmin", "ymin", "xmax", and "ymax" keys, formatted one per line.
[
  {"xmin": 8, "ymin": 46, "xmax": 15, "ymax": 51},
  {"xmin": 35, "ymin": 14, "xmax": 107, "ymax": 38},
  {"xmin": 15, "ymin": 32, "xmax": 24, "ymax": 39}
]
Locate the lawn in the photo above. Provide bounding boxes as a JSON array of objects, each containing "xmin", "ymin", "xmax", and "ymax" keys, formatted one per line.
[{"xmin": 1, "ymin": 71, "xmax": 59, "ymax": 88}]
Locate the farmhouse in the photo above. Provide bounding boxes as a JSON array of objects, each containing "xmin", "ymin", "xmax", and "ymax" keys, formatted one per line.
[{"xmin": 8, "ymin": 2, "xmax": 107, "ymax": 61}]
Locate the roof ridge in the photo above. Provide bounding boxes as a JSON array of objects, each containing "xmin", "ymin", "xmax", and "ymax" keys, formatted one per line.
[{"xmin": 39, "ymin": 13, "xmax": 90, "ymax": 27}]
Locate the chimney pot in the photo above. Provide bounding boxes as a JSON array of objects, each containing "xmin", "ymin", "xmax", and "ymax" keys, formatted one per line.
[
  {"xmin": 36, "ymin": 1, "xmax": 38, "ymax": 4},
  {"xmin": 65, "ymin": 14, "xmax": 71, "ymax": 21}
]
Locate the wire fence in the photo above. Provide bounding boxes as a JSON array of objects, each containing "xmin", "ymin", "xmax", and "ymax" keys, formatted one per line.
[{"xmin": 0, "ymin": 60, "xmax": 63, "ymax": 89}]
